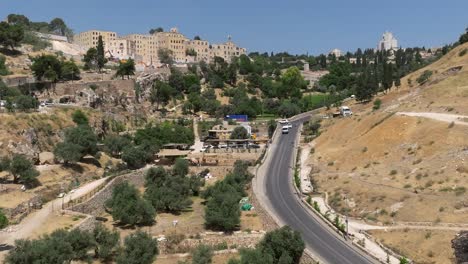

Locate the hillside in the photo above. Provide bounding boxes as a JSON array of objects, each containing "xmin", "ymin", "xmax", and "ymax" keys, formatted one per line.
[{"xmin": 309, "ymin": 43, "xmax": 468, "ymax": 263}]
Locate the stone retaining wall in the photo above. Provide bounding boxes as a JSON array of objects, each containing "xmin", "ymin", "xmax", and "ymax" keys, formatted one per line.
[
  {"xmin": 69, "ymin": 170, "xmax": 145, "ymax": 215},
  {"xmin": 3, "ymin": 196, "xmax": 42, "ymax": 223},
  {"xmin": 159, "ymin": 232, "xmax": 264, "ymax": 254}
]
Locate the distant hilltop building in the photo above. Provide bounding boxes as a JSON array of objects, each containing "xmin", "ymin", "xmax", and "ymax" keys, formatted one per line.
[
  {"xmin": 328, "ymin": 48, "xmax": 342, "ymax": 58},
  {"xmin": 377, "ymin": 31, "xmax": 398, "ymax": 51},
  {"xmin": 74, "ymin": 27, "xmax": 246, "ymax": 65}
]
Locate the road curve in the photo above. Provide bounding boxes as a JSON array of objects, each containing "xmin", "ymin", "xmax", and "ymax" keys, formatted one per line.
[{"xmin": 262, "ymin": 118, "xmax": 376, "ymax": 264}]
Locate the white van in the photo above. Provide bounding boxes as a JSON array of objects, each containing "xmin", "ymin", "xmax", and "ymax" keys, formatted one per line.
[
  {"xmin": 339, "ymin": 106, "xmax": 353, "ymax": 117},
  {"xmin": 281, "ymin": 126, "xmax": 289, "ymax": 134}
]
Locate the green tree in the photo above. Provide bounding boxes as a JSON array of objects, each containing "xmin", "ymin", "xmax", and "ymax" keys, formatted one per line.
[
  {"xmin": 30, "ymin": 54, "xmax": 62, "ymax": 82},
  {"xmin": 72, "ymin": 110, "xmax": 89, "ymax": 125},
  {"xmin": 204, "ymin": 184, "xmax": 240, "ymax": 232},
  {"xmin": 6, "ymin": 14, "xmax": 30, "ymax": 27},
  {"xmin": 96, "ymin": 35, "xmax": 107, "ymax": 72},
  {"xmin": 60, "ymin": 59, "xmax": 80, "ymax": 80},
  {"xmin": 83, "ymin": 47, "xmax": 98, "ymax": 70},
  {"xmin": 194, "ymin": 35, "xmax": 201, "ymax": 40},
  {"xmin": 149, "ymin": 27, "xmax": 164, "ymax": 34},
  {"xmin": 64, "ymin": 125, "xmax": 98, "ymax": 156},
  {"xmin": 93, "ymin": 223, "xmax": 119, "ymax": 261},
  {"xmin": 115, "ymin": 59, "xmax": 136, "ymax": 79},
  {"xmin": 169, "ymin": 68, "xmax": 186, "ymax": 93},
  {"xmin": 0, "ymin": 209, "xmax": 8, "ymax": 229},
  {"xmin": 192, "ymin": 244, "xmax": 213, "ymax": 264},
  {"xmin": 230, "ymin": 126, "xmax": 249, "ymax": 139},
  {"xmin": 0, "ymin": 22, "xmax": 24, "ymax": 50},
  {"xmin": 459, "ymin": 27, "xmax": 468, "ymax": 44},
  {"xmin": 158, "ymin": 48, "xmax": 174, "ymax": 65},
  {"xmin": 14, "ymin": 95, "xmax": 38, "ymax": 111},
  {"xmin": 172, "ymin": 158, "xmax": 189, "ymax": 177},
  {"xmin": 103, "ymin": 135, "xmax": 132, "ymax": 157},
  {"xmin": 54, "ymin": 142, "xmax": 83, "ymax": 164},
  {"xmin": 48, "ymin": 18, "xmax": 68, "ymax": 36},
  {"xmin": 257, "ymin": 226, "xmax": 305, "ymax": 264},
  {"xmin": 277, "ymin": 100, "xmax": 300, "ymax": 117},
  {"xmin": 117, "ymin": 231, "xmax": 159, "ymax": 264},
  {"xmin": 121, "ymin": 146, "xmax": 148, "ymax": 169},
  {"xmin": 150, "ymin": 80, "xmax": 175, "ymax": 109},
  {"xmin": 238, "ymin": 248, "xmax": 274, "ymax": 264},
  {"xmin": 189, "ymin": 175, "xmax": 205, "ymax": 196},
  {"xmin": 0, "ymin": 55, "xmax": 9, "ymax": 75},
  {"xmin": 105, "ymin": 182, "xmax": 156, "ymax": 226},
  {"xmin": 280, "ymin": 66, "xmax": 306, "ymax": 99},
  {"xmin": 144, "ymin": 167, "xmax": 193, "ymax": 212},
  {"xmin": 9, "ymin": 154, "xmax": 39, "ymax": 186},
  {"xmin": 66, "ymin": 228, "xmax": 95, "ymax": 261}
]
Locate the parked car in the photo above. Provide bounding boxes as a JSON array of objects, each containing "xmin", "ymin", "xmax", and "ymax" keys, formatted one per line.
[
  {"xmin": 248, "ymin": 143, "xmax": 260, "ymax": 149},
  {"xmin": 218, "ymin": 143, "xmax": 228, "ymax": 149},
  {"xmin": 279, "ymin": 119, "xmax": 289, "ymax": 125}
]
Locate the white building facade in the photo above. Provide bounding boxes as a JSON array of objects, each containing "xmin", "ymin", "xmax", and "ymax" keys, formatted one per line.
[{"xmin": 377, "ymin": 31, "xmax": 398, "ymax": 51}]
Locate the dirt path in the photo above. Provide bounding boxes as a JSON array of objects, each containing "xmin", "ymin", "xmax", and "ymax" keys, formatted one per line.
[
  {"xmin": 0, "ymin": 177, "xmax": 107, "ymax": 245},
  {"xmin": 397, "ymin": 112, "xmax": 468, "ymax": 126},
  {"xmin": 192, "ymin": 118, "xmax": 204, "ymax": 153}
]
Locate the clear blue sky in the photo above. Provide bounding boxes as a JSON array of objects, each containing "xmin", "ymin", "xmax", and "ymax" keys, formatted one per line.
[{"xmin": 1, "ymin": 0, "xmax": 467, "ymax": 55}]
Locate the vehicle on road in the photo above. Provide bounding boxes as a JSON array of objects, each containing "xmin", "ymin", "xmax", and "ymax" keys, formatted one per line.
[
  {"xmin": 339, "ymin": 106, "xmax": 353, "ymax": 117},
  {"xmin": 279, "ymin": 119, "xmax": 289, "ymax": 125},
  {"xmin": 281, "ymin": 126, "xmax": 289, "ymax": 134},
  {"xmin": 248, "ymin": 143, "xmax": 261, "ymax": 149}
]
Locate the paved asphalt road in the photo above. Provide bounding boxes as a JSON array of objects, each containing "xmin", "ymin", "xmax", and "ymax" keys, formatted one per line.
[{"xmin": 264, "ymin": 118, "xmax": 376, "ymax": 264}]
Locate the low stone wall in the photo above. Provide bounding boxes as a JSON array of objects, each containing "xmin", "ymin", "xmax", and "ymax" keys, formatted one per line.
[
  {"xmin": 3, "ymin": 196, "xmax": 42, "ymax": 223},
  {"xmin": 159, "ymin": 231, "xmax": 264, "ymax": 254},
  {"xmin": 69, "ymin": 170, "xmax": 145, "ymax": 215}
]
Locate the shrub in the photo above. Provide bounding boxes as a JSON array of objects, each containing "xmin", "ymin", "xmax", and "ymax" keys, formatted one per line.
[
  {"xmin": 459, "ymin": 49, "xmax": 467, "ymax": 57},
  {"xmin": 117, "ymin": 231, "xmax": 158, "ymax": 264},
  {"xmin": 0, "ymin": 209, "xmax": 8, "ymax": 229},
  {"xmin": 192, "ymin": 244, "xmax": 213, "ymax": 264},
  {"xmin": 389, "ymin": 170, "xmax": 397, "ymax": 175},
  {"xmin": 416, "ymin": 70, "xmax": 433, "ymax": 85},
  {"xmin": 71, "ymin": 110, "xmax": 89, "ymax": 125},
  {"xmin": 373, "ymin": 99, "xmax": 382, "ymax": 110},
  {"xmin": 105, "ymin": 182, "xmax": 155, "ymax": 226}
]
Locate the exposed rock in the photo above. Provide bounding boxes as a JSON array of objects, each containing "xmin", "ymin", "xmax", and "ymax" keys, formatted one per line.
[
  {"xmin": 39, "ymin": 152, "xmax": 55, "ymax": 165},
  {"xmin": 452, "ymin": 231, "xmax": 468, "ymax": 264}
]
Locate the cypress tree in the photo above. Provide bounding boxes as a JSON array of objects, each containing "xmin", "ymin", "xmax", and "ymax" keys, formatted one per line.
[{"xmin": 96, "ymin": 36, "xmax": 107, "ymax": 72}]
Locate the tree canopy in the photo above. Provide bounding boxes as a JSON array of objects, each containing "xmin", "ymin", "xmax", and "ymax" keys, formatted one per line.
[
  {"xmin": 116, "ymin": 231, "xmax": 159, "ymax": 264},
  {"xmin": 105, "ymin": 182, "xmax": 156, "ymax": 226}
]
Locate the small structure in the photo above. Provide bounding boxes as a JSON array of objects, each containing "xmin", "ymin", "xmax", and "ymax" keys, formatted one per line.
[
  {"xmin": 208, "ymin": 127, "xmax": 233, "ymax": 140},
  {"xmin": 156, "ymin": 149, "xmax": 191, "ymax": 160},
  {"xmin": 225, "ymin": 114, "xmax": 248, "ymax": 122}
]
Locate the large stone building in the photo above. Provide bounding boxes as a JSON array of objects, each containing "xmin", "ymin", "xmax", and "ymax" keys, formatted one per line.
[
  {"xmin": 74, "ymin": 30, "xmax": 117, "ymax": 52},
  {"xmin": 377, "ymin": 31, "xmax": 398, "ymax": 51},
  {"xmin": 328, "ymin": 48, "xmax": 342, "ymax": 58},
  {"xmin": 74, "ymin": 28, "xmax": 246, "ymax": 66}
]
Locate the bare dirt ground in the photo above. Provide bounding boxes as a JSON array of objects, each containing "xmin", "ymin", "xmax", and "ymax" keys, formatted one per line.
[
  {"xmin": 369, "ymin": 229, "xmax": 458, "ymax": 264},
  {"xmin": 155, "ymin": 252, "xmax": 238, "ymax": 264}
]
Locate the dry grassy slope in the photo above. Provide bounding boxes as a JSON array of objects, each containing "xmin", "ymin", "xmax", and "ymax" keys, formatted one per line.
[
  {"xmin": 0, "ymin": 107, "xmax": 104, "ymax": 157},
  {"xmin": 312, "ymin": 43, "xmax": 468, "ymax": 224}
]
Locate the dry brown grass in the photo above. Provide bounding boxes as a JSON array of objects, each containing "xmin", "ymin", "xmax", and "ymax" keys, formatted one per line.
[{"xmin": 369, "ymin": 229, "xmax": 457, "ymax": 264}]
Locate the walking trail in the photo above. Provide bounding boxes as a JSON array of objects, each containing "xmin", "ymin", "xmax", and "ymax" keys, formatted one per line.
[
  {"xmin": 397, "ymin": 112, "xmax": 468, "ymax": 126},
  {"xmin": 0, "ymin": 177, "xmax": 107, "ymax": 246}
]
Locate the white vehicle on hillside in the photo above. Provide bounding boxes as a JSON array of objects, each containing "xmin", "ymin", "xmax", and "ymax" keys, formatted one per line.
[
  {"xmin": 278, "ymin": 119, "xmax": 289, "ymax": 125},
  {"xmin": 339, "ymin": 106, "xmax": 353, "ymax": 117},
  {"xmin": 281, "ymin": 126, "xmax": 289, "ymax": 134}
]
